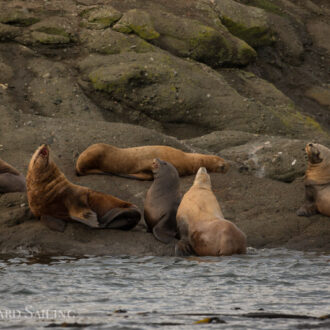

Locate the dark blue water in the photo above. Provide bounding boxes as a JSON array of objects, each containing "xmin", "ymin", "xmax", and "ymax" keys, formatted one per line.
[{"xmin": 0, "ymin": 248, "xmax": 329, "ymax": 329}]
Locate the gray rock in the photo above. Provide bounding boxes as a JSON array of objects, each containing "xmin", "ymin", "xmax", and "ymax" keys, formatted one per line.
[
  {"xmin": 78, "ymin": 52, "xmax": 325, "ymax": 138},
  {"xmin": 80, "ymin": 28, "xmax": 156, "ymax": 54},
  {"xmin": 220, "ymin": 137, "xmax": 308, "ymax": 182},
  {"xmin": 80, "ymin": 5, "xmax": 122, "ymax": 30}
]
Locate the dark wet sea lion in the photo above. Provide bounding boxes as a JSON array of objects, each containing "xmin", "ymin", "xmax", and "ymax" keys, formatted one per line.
[
  {"xmin": 144, "ymin": 158, "xmax": 181, "ymax": 243},
  {"xmin": 0, "ymin": 158, "xmax": 26, "ymax": 193},
  {"xmin": 176, "ymin": 167, "xmax": 246, "ymax": 256},
  {"xmin": 26, "ymin": 144, "xmax": 141, "ymax": 232},
  {"xmin": 297, "ymin": 143, "xmax": 330, "ymax": 217},
  {"xmin": 75, "ymin": 143, "xmax": 229, "ymax": 180}
]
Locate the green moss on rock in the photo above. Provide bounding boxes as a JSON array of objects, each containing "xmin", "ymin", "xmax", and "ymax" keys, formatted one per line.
[
  {"xmin": 113, "ymin": 9, "xmax": 159, "ymax": 41},
  {"xmin": 35, "ymin": 27, "xmax": 69, "ymax": 38},
  {"xmin": 31, "ymin": 31, "xmax": 70, "ymax": 44},
  {"xmin": 80, "ymin": 29, "xmax": 156, "ymax": 54},
  {"xmin": 80, "ymin": 6, "xmax": 122, "ymax": 29},
  {"xmin": 0, "ymin": 10, "xmax": 39, "ymax": 27},
  {"xmin": 222, "ymin": 16, "xmax": 274, "ymax": 47},
  {"xmin": 245, "ymin": 0, "xmax": 284, "ymax": 16}
]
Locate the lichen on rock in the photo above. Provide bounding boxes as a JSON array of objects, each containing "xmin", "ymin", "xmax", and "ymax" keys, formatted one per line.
[
  {"xmin": 113, "ymin": 9, "xmax": 160, "ymax": 40},
  {"xmin": 80, "ymin": 28, "xmax": 156, "ymax": 54},
  {"xmin": 80, "ymin": 5, "xmax": 122, "ymax": 29},
  {"xmin": 0, "ymin": 8, "xmax": 39, "ymax": 26},
  {"xmin": 212, "ymin": 0, "xmax": 275, "ymax": 47}
]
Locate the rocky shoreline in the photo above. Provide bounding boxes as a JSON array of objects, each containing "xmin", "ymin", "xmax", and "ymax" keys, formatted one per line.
[{"xmin": 0, "ymin": 0, "xmax": 329, "ymax": 255}]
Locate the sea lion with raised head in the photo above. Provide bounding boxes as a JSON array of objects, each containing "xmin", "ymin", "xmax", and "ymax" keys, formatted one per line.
[
  {"xmin": 26, "ymin": 144, "xmax": 141, "ymax": 232},
  {"xmin": 0, "ymin": 158, "xmax": 26, "ymax": 193},
  {"xmin": 297, "ymin": 142, "xmax": 330, "ymax": 217},
  {"xmin": 176, "ymin": 167, "xmax": 246, "ymax": 256},
  {"xmin": 144, "ymin": 158, "xmax": 181, "ymax": 243},
  {"xmin": 75, "ymin": 143, "xmax": 229, "ymax": 180}
]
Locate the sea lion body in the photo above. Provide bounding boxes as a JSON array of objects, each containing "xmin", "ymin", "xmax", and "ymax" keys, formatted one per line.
[
  {"xmin": 26, "ymin": 144, "xmax": 141, "ymax": 231},
  {"xmin": 76, "ymin": 143, "xmax": 229, "ymax": 180},
  {"xmin": 144, "ymin": 158, "xmax": 181, "ymax": 243},
  {"xmin": 297, "ymin": 143, "xmax": 330, "ymax": 217},
  {"xmin": 176, "ymin": 167, "xmax": 246, "ymax": 256},
  {"xmin": 0, "ymin": 158, "xmax": 26, "ymax": 193}
]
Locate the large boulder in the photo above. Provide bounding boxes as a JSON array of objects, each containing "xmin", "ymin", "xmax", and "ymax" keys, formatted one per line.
[
  {"xmin": 185, "ymin": 131, "xmax": 309, "ymax": 182},
  {"xmin": 113, "ymin": 8, "xmax": 256, "ymax": 67},
  {"xmin": 80, "ymin": 28, "xmax": 156, "ymax": 54},
  {"xmin": 213, "ymin": 0, "xmax": 275, "ymax": 47},
  {"xmin": 78, "ymin": 52, "xmax": 325, "ymax": 138},
  {"xmin": 79, "ymin": 5, "xmax": 122, "ymax": 30},
  {"xmin": 17, "ymin": 17, "xmax": 77, "ymax": 45}
]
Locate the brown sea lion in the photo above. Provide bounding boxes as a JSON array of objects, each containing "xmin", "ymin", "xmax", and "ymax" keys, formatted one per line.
[
  {"xmin": 176, "ymin": 167, "xmax": 246, "ymax": 256},
  {"xmin": 0, "ymin": 158, "xmax": 26, "ymax": 193},
  {"xmin": 297, "ymin": 142, "xmax": 330, "ymax": 217},
  {"xmin": 26, "ymin": 144, "xmax": 141, "ymax": 232},
  {"xmin": 75, "ymin": 143, "xmax": 229, "ymax": 180},
  {"xmin": 144, "ymin": 158, "xmax": 181, "ymax": 243}
]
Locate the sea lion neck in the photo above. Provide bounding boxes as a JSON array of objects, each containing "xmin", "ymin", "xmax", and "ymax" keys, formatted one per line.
[{"xmin": 305, "ymin": 161, "xmax": 330, "ymax": 185}]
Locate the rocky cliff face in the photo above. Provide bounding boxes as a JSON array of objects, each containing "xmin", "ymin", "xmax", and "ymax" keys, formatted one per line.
[{"xmin": 0, "ymin": 0, "xmax": 329, "ymax": 256}]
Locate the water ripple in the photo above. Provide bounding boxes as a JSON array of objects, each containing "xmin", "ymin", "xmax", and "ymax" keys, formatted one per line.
[{"xmin": 0, "ymin": 249, "xmax": 329, "ymax": 329}]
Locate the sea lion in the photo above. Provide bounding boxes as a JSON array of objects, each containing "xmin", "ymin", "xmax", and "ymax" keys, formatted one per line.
[
  {"xmin": 26, "ymin": 144, "xmax": 141, "ymax": 232},
  {"xmin": 176, "ymin": 167, "xmax": 246, "ymax": 256},
  {"xmin": 75, "ymin": 143, "xmax": 229, "ymax": 180},
  {"xmin": 0, "ymin": 158, "xmax": 26, "ymax": 193},
  {"xmin": 144, "ymin": 158, "xmax": 181, "ymax": 243},
  {"xmin": 297, "ymin": 142, "xmax": 330, "ymax": 217}
]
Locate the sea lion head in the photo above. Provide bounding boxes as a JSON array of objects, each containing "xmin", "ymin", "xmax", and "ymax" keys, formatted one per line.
[
  {"xmin": 305, "ymin": 143, "xmax": 330, "ymax": 185},
  {"xmin": 193, "ymin": 167, "xmax": 211, "ymax": 189},
  {"xmin": 29, "ymin": 144, "xmax": 51, "ymax": 172},
  {"xmin": 206, "ymin": 156, "xmax": 229, "ymax": 174},
  {"xmin": 305, "ymin": 143, "xmax": 330, "ymax": 165},
  {"xmin": 152, "ymin": 158, "xmax": 178, "ymax": 179}
]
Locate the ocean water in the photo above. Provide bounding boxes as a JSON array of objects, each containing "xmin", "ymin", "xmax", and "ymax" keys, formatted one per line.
[{"xmin": 0, "ymin": 248, "xmax": 329, "ymax": 329}]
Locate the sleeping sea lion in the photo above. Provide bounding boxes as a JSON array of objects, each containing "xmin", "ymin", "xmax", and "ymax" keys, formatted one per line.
[
  {"xmin": 144, "ymin": 158, "xmax": 181, "ymax": 243},
  {"xmin": 26, "ymin": 144, "xmax": 141, "ymax": 232},
  {"xmin": 75, "ymin": 143, "xmax": 229, "ymax": 180},
  {"xmin": 176, "ymin": 167, "xmax": 246, "ymax": 256},
  {"xmin": 0, "ymin": 158, "xmax": 26, "ymax": 193},
  {"xmin": 297, "ymin": 142, "xmax": 330, "ymax": 217}
]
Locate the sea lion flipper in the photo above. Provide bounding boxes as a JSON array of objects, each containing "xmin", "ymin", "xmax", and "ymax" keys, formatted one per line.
[
  {"xmin": 296, "ymin": 203, "xmax": 318, "ymax": 217},
  {"xmin": 128, "ymin": 172, "xmax": 153, "ymax": 180},
  {"xmin": 69, "ymin": 209, "xmax": 100, "ymax": 228},
  {"xmin": 175, "ymin": 240, "xmax": 194, "ymax": 257},
  {"xmin": 99, "ymin": 207, "xmax": 141, "ymax": 230},
  {"xmin": 41, "ymin": 215, "xmax": 67, "ymax": 232},
  {"xmin": 152, "ymin": 213, "xmax": 177, "ymax": 244}
]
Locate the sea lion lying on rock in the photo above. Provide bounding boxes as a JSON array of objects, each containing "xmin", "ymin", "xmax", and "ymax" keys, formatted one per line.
[
  {"xmin": 0, "ymin": 158, "xmax": 26, "ymax": 193},
  {"xmin": 26, "ymin": 144, "xmax": 141, "ymax": 232},
  {"xmin": 76, "ymin": 143, "xmax": 229, "ymax": 180},
  {"xmin": 144, "ymin": 158, "xmax": 181, "ymax": 243},
  {"xmin": 297, "ymin": 142, "xmax": 330, "ymax": 217},
  {"xmin": 176, "ymin": 167, "xmax": 246, "ymax": 256}
]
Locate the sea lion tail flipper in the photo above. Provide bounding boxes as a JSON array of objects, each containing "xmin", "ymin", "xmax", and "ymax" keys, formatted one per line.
[
  {"xmin": 175, "ymin": 240, "xmax": 194, "ymax": 257},
  {"xmin": 296, "ymin": 203, "xmax": 318, "ymax": 217},
  {"xmin": 41, "ymin": 215, "xmax": 67, "ymax": 232},
  {"xmin": 99, "ymin": 207, "xmax": 141, "ymax": 230}
]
